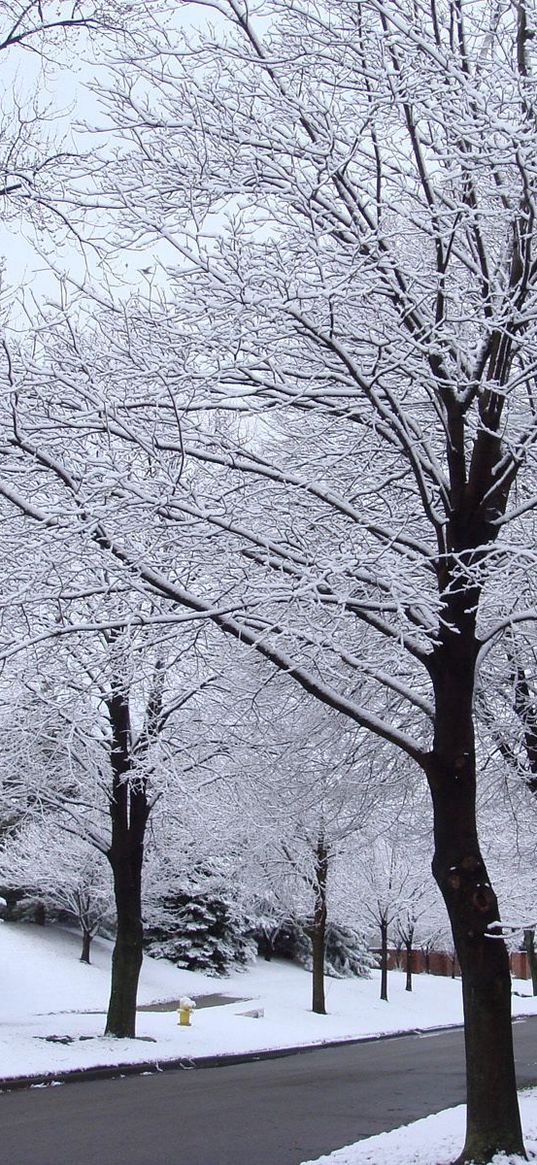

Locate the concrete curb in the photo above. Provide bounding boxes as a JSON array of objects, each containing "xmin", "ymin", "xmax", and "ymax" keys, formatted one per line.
[{"xmin": 0, "ymin": 1022, "xmax": 466, "ymax": 1093}]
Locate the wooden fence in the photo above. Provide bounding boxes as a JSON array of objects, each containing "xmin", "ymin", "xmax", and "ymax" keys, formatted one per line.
[{"xmin": 383, "ymin": 949, "xmax": 531, "ymax": 980}]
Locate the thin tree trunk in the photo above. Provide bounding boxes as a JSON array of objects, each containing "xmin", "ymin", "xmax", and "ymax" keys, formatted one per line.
[
  {"xmin": 380, "ymin": 917, "xmax": 388, "ymax": 1002},
  {"xmin": 524, "ymin": 929, "xmax": 537, "ymax": 996},
  {"xmin": 405, "ymin": 938, "xmax": 413, "ymax": 992},
  {"xmin": 310, "ymin": 836, "xmax": 328, "ymax": 1015},
  {"xmin": 80, "ymin": 928, "xmax": 92, "ymax": 964},
  {"xmin": 310, "ymin": 917, "xmax": 326, "ymax": 1015},
  {"xmin": 512, "ymin": 678, "xmax": 537, "ymax": 1000}
]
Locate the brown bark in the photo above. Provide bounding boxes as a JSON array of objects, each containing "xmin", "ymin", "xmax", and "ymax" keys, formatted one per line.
[{"xmin": 426, "ymin": 604, "xmax": 525, "ymax": 1163}]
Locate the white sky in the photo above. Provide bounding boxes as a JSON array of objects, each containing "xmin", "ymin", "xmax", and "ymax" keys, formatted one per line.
[{"xmin": 0, "ymin": 2, "xmax": 230, "ymax": 318}]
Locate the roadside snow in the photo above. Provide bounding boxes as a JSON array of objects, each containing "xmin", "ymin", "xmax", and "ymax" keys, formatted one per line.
[{"xmin": 301, "ymin": 1094, "xmax": 537, "ymax": 1165}]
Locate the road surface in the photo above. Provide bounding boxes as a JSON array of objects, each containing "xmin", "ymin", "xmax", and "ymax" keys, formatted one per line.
[{"xmin": 1, "ymin": 1019, "xmax": 536, "ymax": 1165}]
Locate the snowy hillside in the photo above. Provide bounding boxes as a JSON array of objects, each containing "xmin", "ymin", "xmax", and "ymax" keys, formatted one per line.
[{"xmin": 2, "ymin": 921, "xmax": 537, "ymax": 1085}]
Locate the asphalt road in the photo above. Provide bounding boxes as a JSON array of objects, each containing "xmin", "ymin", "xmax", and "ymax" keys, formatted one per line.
[{"xmin": 2, "ymin": 1019, "xmax": 537, "ymax": 1165}]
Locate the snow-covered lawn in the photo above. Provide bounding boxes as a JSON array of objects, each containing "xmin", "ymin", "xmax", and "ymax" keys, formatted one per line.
[
  {"xmin": 0, "ymin": 921, "xmax": 476, "ymax": 1080},
  {"xmin": 3, "ymin": 922, "xmax": 537, "ymax": 1164}
]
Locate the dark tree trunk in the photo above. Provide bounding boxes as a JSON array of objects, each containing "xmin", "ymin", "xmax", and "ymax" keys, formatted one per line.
[
  {"xmin": 524, "ymin": 929, "xmax": 537, "ymax": 996},
  {"xmin": 380, "ymin": 917, "xmax": 388, "ymax": 1002},
  {"xmin": 34, "ymin": 900, "xmax": 46, "ymax": 926},
  {"xmin": 426, "ymin": 612, "xmax": 525, "ymax": 1164},
  {"xmin": 80, "ymin": 928, "xmax": 92, "ymax": 964},
  {"xmin": 310, "ymin": 917, "xmax": 326, "ymax": 1015},
  {"xmin": 105, "ymin": 848, "xmax": 144, "ymax": 1037},
  {"xmin": 309, "ymin": 836, "xmax": 328, "ymax": 1015},
  {"xmin": 424, "ymin": 947, "xmax": 431, "ymax": 974},
  {"xmin": 258, "ymin": 932, "xmax": 274, "ymax": 961},
  {"xmin": 405, "ymin": 937, "xmax": 413, "ymax": 992},
  {"xmin": 104, "ymin": 686, "xmax": 149, "ymax": 1039}
]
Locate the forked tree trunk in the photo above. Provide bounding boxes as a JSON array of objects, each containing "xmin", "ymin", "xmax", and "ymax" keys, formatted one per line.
[
  {"xmin": 379, "ymin": 917, "xmax": 389, "ymax": 1001},
  {"xmin": 427, "ymin": 626, "xmax": 525, "ymax": 1164}
]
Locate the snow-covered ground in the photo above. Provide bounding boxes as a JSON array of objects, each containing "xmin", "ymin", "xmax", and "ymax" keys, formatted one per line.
[
  {"xmin": 0, "ymin": 920, "xmax": 484, "ymax": 1080},
  {"xmin": 302, "ymin": 1097, "xmax": 537, "ymax": 1165},
  {"xmin": 3, "ymin": 921, "xmax": 537, "ymax": 1164}
]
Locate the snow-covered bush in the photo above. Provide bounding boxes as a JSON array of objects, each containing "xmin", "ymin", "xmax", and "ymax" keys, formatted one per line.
[{"xmin": 256, "ymin": 918, "xmax": 374, "ymax": 979}]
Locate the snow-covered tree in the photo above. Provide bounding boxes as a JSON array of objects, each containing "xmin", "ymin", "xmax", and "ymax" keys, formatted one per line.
[
  {"xmin": 2, "ymin": 2, "xmax": 537, "ymax": 1157},
  {"xmin": 0, "ymin": 816, "xmax": 113, "ymax": 962},
  {"xmin": 144, "ymin": 865, "xmax": 256, "ymax": 977},
  {"xmin": 356, "ymin": 838, "xmax": 432, "ymax": 1002},
  {"xmin": 0, "ymin": 627, "xmax": 220, "ymax": 1037},
  {"xmin": 210, "ymin": 676, "xmax": 388, "ymax": 1012}
]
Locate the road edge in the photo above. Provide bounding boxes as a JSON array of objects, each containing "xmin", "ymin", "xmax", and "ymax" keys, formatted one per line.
[{"xmin": 0, "ymin": 1022, "xmax": 466, "ymax": 1093}]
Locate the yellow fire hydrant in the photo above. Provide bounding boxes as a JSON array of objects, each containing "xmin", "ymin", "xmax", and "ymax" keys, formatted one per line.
[{"xmin": 177, "ymin": 996, "xmax": 196, "ymax": 1026}]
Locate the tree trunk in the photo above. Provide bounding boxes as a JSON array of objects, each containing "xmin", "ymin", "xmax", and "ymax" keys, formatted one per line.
[
  {"xmin": 310, "ymin": 836, "xmax": 328, "ymax": 1015},
  {"xmin": 258, "ymin": 932, "xmax": 273, "ymax": 961},
  {"xmin": 105, "ymin": 849, "xmax": 144, "ymax": 1037},
  {"xmin": 34, "ymin": 900, "xmax": 46, "ymax": 926},
  {"xmin": 380, "ymin": 917, "xmax": 388, "ymax": 1002},
  {"xmin": 80, "ymin": 928, "xmax": 92, "ymax": 964},
  {"xmin": 104, "ymin": 685, "xmax": 149, "ymax": 1039},
  {"xmin": 310, "ymin": 916, "xmax": 326, "ymax": 1015},
  {"xmin": 432, "ymin": 836, "xmax": 522, "ymax": 1163},
  {"xmin": 524, "ymin": 929, "xmax": 537, "ymax": 996},
  {"xmin": 405, "ymin": 938, "xmax": 413, "ymax": 992},
  {"xmin": 427, "ymin": 630, "xmax": 525, "ymax": 1164}
]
